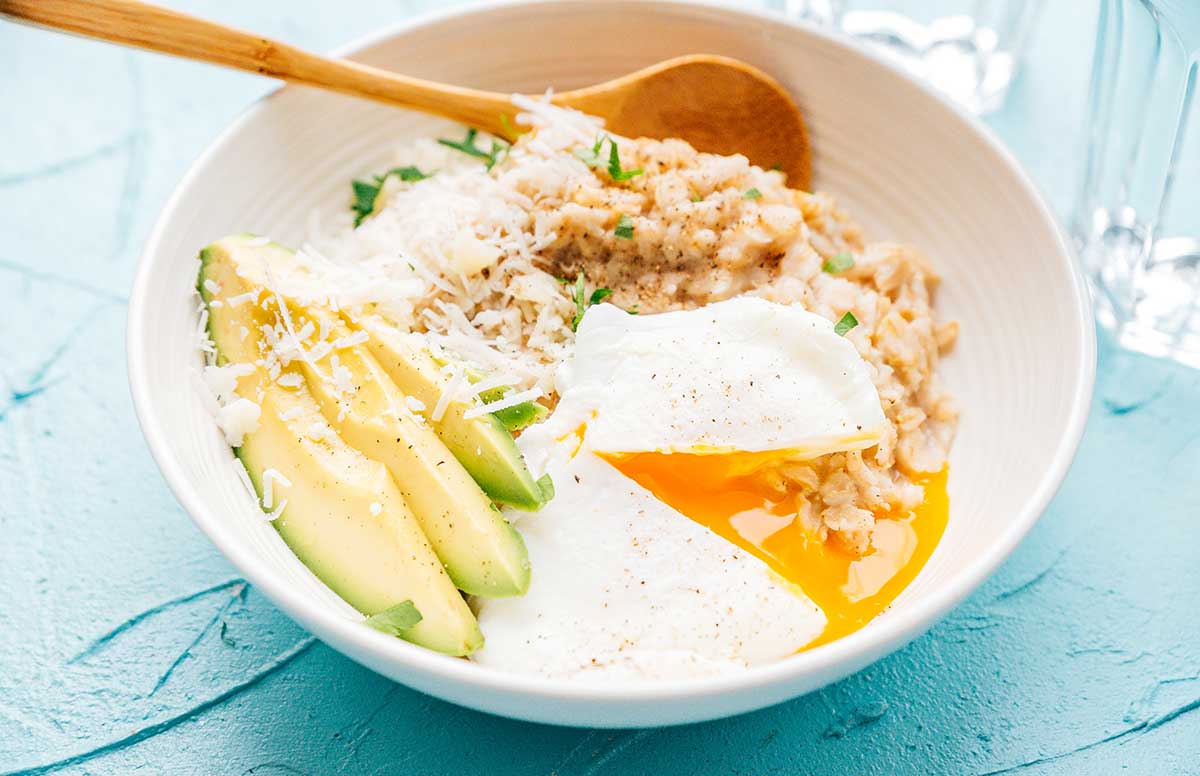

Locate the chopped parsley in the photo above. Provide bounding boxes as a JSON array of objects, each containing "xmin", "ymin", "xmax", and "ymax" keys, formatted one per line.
[
  {"xmin": 351, "ymin": 166, "xmax": 432, "ymax": 226},
  {"xmin": 770, "ymin": 163, "xmax": 783, "ymax": 172},
  {"xmin": 364, "ymin": 600, "xmax": 423, "ymax": 635},
  {"xmin": 573, "ymin": 136, "xmax": 643, "ymax": 182},
  {"xmin": 834, "ymin": 311, "xmax": 859, "ymax": 336},
  {"xmin": 437, "ymin": 127, "xmax": 508, "ymax": 170},
  {"xmin": 573, "ymin": 135, "xmax": 608, "ymax": 168},
  {"xmin": 536, "ymin": 473, "xmax": 555, "ymax": 501},
  {"xmin": 614, "ymin": 214, "xmax": 635, "ymax": 240},
  {"xmin": 689, "ymin": 190, "xmax": 703, "ymax": 203},
  {"xmin": 563, "ymin": 269, "xmax": 614, "ymax": 331},
  {"xmin": 743, "ymin": 188, "xmax": 762, "ymax": 200},
  {"xmin": 823, "ymin": 252, "xmax": 855, "ymax": 274},
  {"xmin": 607, "ymin": 139, "xmax": 643, "ymax": 181}
]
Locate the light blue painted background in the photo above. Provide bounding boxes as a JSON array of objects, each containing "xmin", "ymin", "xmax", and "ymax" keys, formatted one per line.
[{"xmin": 2, "ymin": 2, "xmax": 1198, "ymax": 774}]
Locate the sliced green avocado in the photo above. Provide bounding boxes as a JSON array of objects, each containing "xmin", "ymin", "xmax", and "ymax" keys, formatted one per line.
[
  {"xmin": 198, "ymin": 236, "xmax": 483, "ymax": 655},
  {"xmin": 491, "ymin": 398, "xmax": 549, "ymax": 433},
  {"xmin": 295, "ymin": 307, "xmax": 530, "ymax": 597},
  {"xmin": 353, "ymin": 315, "xmax": 552, "ymax": 511}
]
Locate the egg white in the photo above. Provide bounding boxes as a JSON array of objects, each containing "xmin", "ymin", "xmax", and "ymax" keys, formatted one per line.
[
  {"xmin": 471, "ymin": 425, "xmax": 827, "ymax": 680},
  {"xmin": 559, "ymin": 296, "xmax": 886, "ymax": 456}
]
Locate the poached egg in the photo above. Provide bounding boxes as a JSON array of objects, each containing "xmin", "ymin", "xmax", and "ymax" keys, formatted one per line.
[{"xmin": 472, "ymin": 297, "xmax": 945, "ymax": 680}]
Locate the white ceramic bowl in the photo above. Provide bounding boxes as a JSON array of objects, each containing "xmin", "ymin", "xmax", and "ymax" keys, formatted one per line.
[{"xmin": 128, "ymin": 0, "xmax": 1094, "ymax": 727}]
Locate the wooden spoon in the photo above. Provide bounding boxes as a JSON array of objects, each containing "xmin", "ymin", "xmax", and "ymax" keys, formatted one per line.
[{"xmin": 0, "ymin": 0, "xmax": 812, "ymax": 188}]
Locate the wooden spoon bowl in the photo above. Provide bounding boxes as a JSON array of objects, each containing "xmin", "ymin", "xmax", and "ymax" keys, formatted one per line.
[
  {"xmin": 0, "ymin": 0, "xmax": 812, "ymax": 188},
  {"xmin": 557, "ymin": 55, "xmax": 811, "ymax": 187}
]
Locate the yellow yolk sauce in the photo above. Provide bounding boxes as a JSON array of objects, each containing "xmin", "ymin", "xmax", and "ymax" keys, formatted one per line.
[
  {"xmin": 598, "ymin": 450, "xmax": 949, "ymax": 650},
  {"xmin": 557, "ymin": 423, "xmax": 589, "ymax": 459}
]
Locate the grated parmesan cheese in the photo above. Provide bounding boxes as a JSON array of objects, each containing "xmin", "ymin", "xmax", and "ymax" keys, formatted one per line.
[
  {"xmin": 232, "ymin": 456, "xmax": 258, "ymax": 504},
  {"xmin": 331, "ymin": 330, "xmax": 369, "ymax": 350},
  {"xmin": 261, "ymin": 468, "xmax": 292, "ymax": 510},
  {"xmin": 463, "ymin": 387, "xmax": 543, "ymax": 419},
  {"xmin": 266, "ymin": 498, "xmax": 288, "ymax": 522},
  {"xmin": 278, "ymin": 406, "xmax": 306, "ymax": 421},
  {"xmin": 292, "ymin": 105, "xmax": 590, "ymax": 395},
  {"xmin": 432, "ymin": 367, "xmax": 468, "ymax": 422},
  {"xmin": 215, "ymin": 397, "xmax": 261, "ymax": 446},
  {"xmin": 226, "ymin": 290, "xmax": 259, "ymax": 308},
  {"xmin": 470, "ymin": 372, "xmax": 521, "ymax": 396}
]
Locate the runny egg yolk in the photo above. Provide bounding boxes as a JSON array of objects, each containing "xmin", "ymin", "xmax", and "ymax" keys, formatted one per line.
[{"xmin": 598, "ymin": 450, "xmax": 949, "ymax": 650}]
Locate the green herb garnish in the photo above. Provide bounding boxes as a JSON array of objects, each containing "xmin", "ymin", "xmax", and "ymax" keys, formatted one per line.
[
  {"xmin": 536, "ymin": 473, "xmax": 555, "ymax": 501},
  {"xmin": 607, "ymin": 139, "xmax": 644, "ymax": 181},
  {"xmin": 743, "ymin": 188, "xmax": 762, "ymax": 200},
  {"xmin": 574, "ymin": 136, "xmax": 643, "ymax": 182},
  {"xmin": 689, "ymin": 191, "xmax": 703, "ymax": 203},
  {"xmin": 834, "ymin": 311, "xmax": 859, "ymax": 336},
  {"xmin": 571, "ymin": 273, "xmax": 587, "ymax": 327},
  {"xmin": 364, "ymin": 600, "xmax": 423, "ymax": 636},
  {"xmin": 573, "ymin": 135, "xmax": 608, "ymax": 168},
  {"xmin": 565, "ymin": 269, "xmax": 614, "ymax": 331},
  {"xmin": 351, "ymin": 166, "xmax": 432, "ymax": 226},
  {"xmin": 770, "ymin": 164, "xmax": 783, "ymax": 172},
  {"xmin": 614, "ymin": 214, "xmax": 634, "ymax": 240},
  {"xmin": 823, "ymin": 252, "xmax": 855, "ymax": 274},
  {"xmin": 438, "ymin": 128, "xmax": 508, "ymax": 170},
  {"xmin": 352, "ymin": 181, "xmax": 379, "ymax": 227}
]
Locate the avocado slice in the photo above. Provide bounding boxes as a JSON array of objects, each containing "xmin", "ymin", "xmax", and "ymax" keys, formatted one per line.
[
  {"xmin": 352, "ymin": 316, "xmax": 552, "ymax": 510},
  {"xmin": 490, "ymin": 398, "xmax": 549, "ymax": 433},
  {"xmin": 198, "ymin": 237, "xmax": 483, "ymax": 655},
  {"xmin": 292, "ymin": 307, "xmax": 531, "ymax": 597}
]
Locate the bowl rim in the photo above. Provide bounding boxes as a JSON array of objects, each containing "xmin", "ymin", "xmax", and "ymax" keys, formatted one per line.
[{"xmin": 127, "ymin": 0, "xmax": 1096, "ymax": 707}]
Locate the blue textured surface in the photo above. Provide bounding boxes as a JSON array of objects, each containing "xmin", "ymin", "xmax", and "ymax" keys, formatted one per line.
[{"xmin": 2, "ymin": 2, "xmax": 1198, "ymax": 774}]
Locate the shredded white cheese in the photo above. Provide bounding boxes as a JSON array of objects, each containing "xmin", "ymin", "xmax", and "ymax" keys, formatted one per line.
[
  {"xmin": 215, "ymin": 397, "xmax": 261, "ymax": 446},
  {"xmin": 463, "ymin": 387, "xmax": 543, "ymax": 419},
  {"xmin": 226, "ymin": 290, "xmax": 259, "ymax": 308},
  {"xmin": 231, "ymin": 456, "xmax": 258, "ymax": 504},
  {"xmin": 433, "ymin": 367, "xmax": 468, "ymax": 422},
  {"xmin": 278, "ymin": 406, "xmax": 306, "ymax": 421},
  {"xmin": 331, "ymin": 330, "xmax": 370, "ymax": 350},
  {"xmin": 266, "ymin": 498, "xmax": 288, "ymax": 521},
  {"xmin": 261, "ymin": 468, "xmax": 292, "ymax": 510},
  {"xmin": 470, "ymin": 372, "xmax": 521, "ymax": 396}
]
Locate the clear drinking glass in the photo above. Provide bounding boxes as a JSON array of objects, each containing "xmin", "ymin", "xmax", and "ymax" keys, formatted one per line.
[
  {"xmin": 768, "ymin": 0, "xmax": 1040, "ymax": 114},
  {"xmin": 1074, "ymin": 0, "xmax": 1200, "ymax": 368}
]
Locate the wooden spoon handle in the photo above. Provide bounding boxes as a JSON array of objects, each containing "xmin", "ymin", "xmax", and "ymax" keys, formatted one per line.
[{"xmin": 0, "ymin": 0, "xmax": 513, "ymax": 134}]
